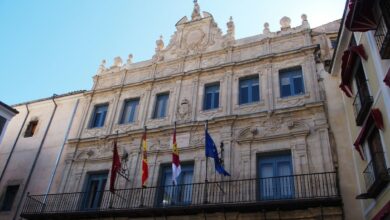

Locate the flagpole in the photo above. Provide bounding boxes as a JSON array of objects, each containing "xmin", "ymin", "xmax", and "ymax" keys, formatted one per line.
[
  {"xmin": 172, "ymin": 121, "xmax": 176, "ymax": 186},
  {"xmin": 140, "ymin": 126, "xmax": 147, "ymax": 207},
  {"xmin": 205, "ymin": 121, "xmax": 208, "ymax": 183},
  {"xmin": 204, "ymin": 120, "xmax": 208, "ymax": 204}
]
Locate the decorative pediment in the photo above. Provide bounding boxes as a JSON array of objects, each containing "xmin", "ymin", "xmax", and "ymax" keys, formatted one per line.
[
  {"xmin": 155, "ymin": 2, "xmax": 232, "ymax": 61},
  {"xmin": 236, "ymin": 117, "xmax": 310, "ymax": 143}
]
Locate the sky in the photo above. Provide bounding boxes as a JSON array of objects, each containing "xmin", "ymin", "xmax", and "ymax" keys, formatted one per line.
[{"xmin": 0, "ymin": 0, "xmax": 346, "ymax": 105}]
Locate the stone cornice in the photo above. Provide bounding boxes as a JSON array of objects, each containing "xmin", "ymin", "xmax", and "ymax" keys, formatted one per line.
[{"xmin": 87, "ymin": 44, "xmax": 319, "ymax": 96}]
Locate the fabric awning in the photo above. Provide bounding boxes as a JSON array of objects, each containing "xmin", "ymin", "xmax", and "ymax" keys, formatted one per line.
[
  {"xmin": 345, "ymin": 0, "xmax": 378, "ymax": 32},
  {"xmin": 384, "ymin": 67, "xmax": 390, "ymax": 87},
  {"xmin": 339, "ymin": 44, "xmax": 368, "ymax": 97},
  {"xmin": 353, "ymin": 108, "xmax": 384, "ymax": 160}
]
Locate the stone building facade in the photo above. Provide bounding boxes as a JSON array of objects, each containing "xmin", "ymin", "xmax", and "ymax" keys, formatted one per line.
[{"xmin": 2, "ymin": 2, "xmax": 346, "ymax": 220}]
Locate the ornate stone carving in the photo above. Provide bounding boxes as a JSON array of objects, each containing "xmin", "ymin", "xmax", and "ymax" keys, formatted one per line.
[
  {"xmin": 280, "ymin": 16, "xmax": 291, "ymax": 30},
  {"xmin": 127, "ymin": 54, "xmax": 133, "ymax": 65},
  {"xmin": 226, "ymin": 16, "xmax": 235, "ymax": 37},
  {"xmin": 112, "ymin": 56, "xmax": 123, "ymax": 68},
  {"xmin": 97, "ymin": 59, "xmax": 106, "ymax": 74},
  {"xmin": 263, "ymin": 22, "xmax": 270, "ymax": 34},
  {"xmin": 153, "ymin": 35, "xmax": 165, "ymax": 61},
  {"xmin": 301, "ymin": 14, "xmax": 310, "ymax": 28},
  {"xmin": 191, "ymin": 0, "xmax": 201, "ymax": 21},
  {"xmin": 263, "ymin": 117, "xmax": 282, "ymax": 134},
  {"xmin": 176, "ymin": 98, "xmax": 192, "ymax": 122}
]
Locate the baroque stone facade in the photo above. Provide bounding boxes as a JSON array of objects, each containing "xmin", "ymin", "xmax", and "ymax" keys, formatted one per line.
[{"xmin": 0, "ymin": 2, "xmax": 345, "ymax": 220}]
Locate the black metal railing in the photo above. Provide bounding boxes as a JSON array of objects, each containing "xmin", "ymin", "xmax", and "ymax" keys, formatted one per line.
[
  {"xmin": 21, "ymin": 172, "xmax": 339, "ymax": 217},
  {"xmin": 375, "ymin": 0, "xmax": 390, "ymax": 59},
  {"xmin": 362, "ymin": 154, "xmax": 390, "ymax": 197},
  {"xmin": 353, "ymin": 91, "xmax": 373, "ymax": 126}
]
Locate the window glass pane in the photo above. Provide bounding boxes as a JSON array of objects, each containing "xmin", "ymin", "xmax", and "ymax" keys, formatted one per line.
[
  {"xmin": 0, "ymin": 116, "xmax": 6, "ymax": 135},
  {"xmin": 252, "ymin": 84, "xmax": 260, "ymax": 102},
  {"xmin": 214, "ymin": 91, "xmax": 219, "ymax": 108},
  {"xmin": 204, "ymin": 84, "xmax": 220, "ymax": 110},
  {"xmin": 258, "ymin": 153, "xmax": 293, "ymax": 200},
  {"xmin": 92, "ymin": 105, "xmax": 108, "ymax": 128},
  {"xmin": 121, "ymin": 99, "xmax": 139, "ymax": 124},
  {"xmin": 83, "ymin": 173, "xmax": 107, "ymax": 209},
  {"xmin": 281, "ymin": 85, "xmax": 291, "ymax": 97},
  {"xmin": 1, "ymin": 185, "xmax": 19, "ymax": 211},
  {"xmin": 281, "ymin": 77, "xmax": 290, "ymax": 86},
  {"xmin": 293, "ymin": 76, "xmax": 304, "ymax": 95},
  {"xmin": 240, "ymin": 86, "xmax": 249, "ymax": 104},
  {"xmin": 160, "ymin": 164, "xmax": 193, "ymax": 206},
  {"xmin": 154, "ymin": 94, "xmax": 169, "ymax": 118},
  {"xmin": 205, "ymin": 93, "xmax": 213, "ymax": 109},
  {"xmin": 280, "ymin": 67, "xmax": 303, "ymax": 97},
  {"xmin": 367, "ymin": 128, "xmax": 387, "ymax": 177}
]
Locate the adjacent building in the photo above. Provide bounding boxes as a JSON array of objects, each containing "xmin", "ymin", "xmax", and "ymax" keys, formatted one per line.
[
  {"xmin": 327, "ymin": 0, "xmax": 390, "ymax": 219},
  {"xmin": 0, "ymin": 102, "xmax": 18, "ymax": 144},
  {"xmin": 1, "ymin": 2, "xmax": 348, "ymax": 220},
  {"xmin": 0, "ymin": 92, "xmax": 84, "ymax": 220}
]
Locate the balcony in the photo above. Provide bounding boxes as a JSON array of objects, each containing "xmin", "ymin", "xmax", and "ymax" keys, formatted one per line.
[
  {"xmin": 353, "ymin": 91, "xmax": 373, "ymax": 126},
  {"xmin": 374, "ymin": 0, "xmax": 390, "ymax": 59},
  {"xmin": 358, "ymin": 155, "xmax": 390, "ymax": 199},
  {"xmin": 21, "ymin": 172, "xmax": 341, "ymax": 219}
]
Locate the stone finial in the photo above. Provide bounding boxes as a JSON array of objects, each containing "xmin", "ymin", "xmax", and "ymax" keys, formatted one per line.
[
  {"xmin": 98, "ymin": 59, "xmax": 106, "ymax": 73},
  {"xmin": 113, "ymin": 56, "xmax": 122, "ymax": 67},
  {"xmin": 280, "ymin": 16, "xmax": 291, "ymax": 30},
  {"xmin": 227, "ymin": 16, "xmax": 235, "ymax": 37},
  {"xmin": 127, "ymin": 54, "xmax": 133, "ymax": 65},
  {"xmin": 301, "ymin": 14, "xmax": 310, "ymax": 27},
  {"xmin": 191, "ymin": 0, "xmax": 201, "ymax": 20},
  {"xmin": 263, "ymin": 22, "xmax": 270, "ymax": 34},
  {"xmin": 155, "ymin": 35, "xmax": 164, "ymax": 52}
]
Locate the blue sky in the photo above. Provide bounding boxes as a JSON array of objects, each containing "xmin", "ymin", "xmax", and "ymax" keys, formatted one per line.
[{"xmin": 0, "ymin": 0, "xmax": 345, "ymax": 105}]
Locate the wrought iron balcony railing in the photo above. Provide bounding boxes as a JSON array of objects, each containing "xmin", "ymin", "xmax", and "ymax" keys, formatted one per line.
[
  {"xmin": 353, "ymin": 91, "xmax": 373, "ymax": 126},
  {"xmin": 361, "ymin": 154, "xmax": 390, "ymax": 198},
  {"xmin": 374, "ymin": 0, "xmax": 390, "ymax": 59},
  {"xmin": 21, "ymin": 172, "xmax": 340, "ymax": 219}
]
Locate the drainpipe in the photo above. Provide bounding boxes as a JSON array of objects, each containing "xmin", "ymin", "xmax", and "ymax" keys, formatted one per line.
[
  {"xmin": 44, "ymin": 99, "xmax": 80, "ymax": 201},
  {"xmin": 13, "ymin": 95, "xmax": 58, "ymax": 220},
  {"xmin": 0, "ymin": 103, "xmax": 30, "ymax": 183},
  {"xmin": 61, "ymin": 76, "xmax": 98, "ymax": 193}
]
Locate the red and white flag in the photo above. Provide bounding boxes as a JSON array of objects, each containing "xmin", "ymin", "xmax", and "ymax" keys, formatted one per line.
[
  {"xmin": 141, "ymin": 128, "xmax": 148, "ymax": 187},
  {"xmin": 110, "ymin": 139, "xmax": 121, "ymax": 193},
  {"xmin": 172, "ymin": 123, "xmax": 181, "ymax": 185}
]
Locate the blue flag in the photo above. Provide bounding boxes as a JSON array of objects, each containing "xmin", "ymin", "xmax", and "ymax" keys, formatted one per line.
[{"xmin": 205, "ymin": 129, "xmax": 230, "ymax": 176}]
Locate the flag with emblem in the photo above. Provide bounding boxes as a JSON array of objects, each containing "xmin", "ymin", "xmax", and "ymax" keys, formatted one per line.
[
  {"xmin": 172, "ymin": 122, "xmax": 181, "ymax": 185},
  {"xmin": 141, "ymin": 127, "xmax": 148, "ymax": 187}
]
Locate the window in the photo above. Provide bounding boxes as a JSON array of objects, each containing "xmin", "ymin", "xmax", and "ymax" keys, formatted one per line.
[
  {"xmin": 279, "ymin": 67, "xmax": 305, "ymax": 98},
  {"xmin": 153, "ymin": 93, "xmax": 169, "ymax": 119},
  {"xmin": 158, "ymin": 163, "xmax": 194, "ymax": 206},
  {"xmin": 1, "ymin": 185, "xmax": 19, "ymax": 211},
  {"xmin": 82, "ymin": 172, "xmax": 108, "ymax": 209},
  {"xmin": 363, "ymin": 127, "xmax": 388, "ymax": 196},
  {"xmin": 330, "ymin": 39, "xmax": 338, "ymax": 49},
  {"xmin": 90, "ymin": 104, "xmax": 108, "ymax": 128},
  {"xmin": 374, "ymin": 0, "xmax": 390, "ymax": 59},
  {"xmin": 258, "ymin": 153, "xmax": 293, "ymax": 200},
  {"xmin": 239, "ymin": 76, "xmax": 259, "ymax": 104},
  {"xmin": 352, "ymin": 60, "xmax": 373, "ymax": 126},
  {"xmin": 120, "ymin": 99, "xmax": 139, "ymax": 124},
  {"xmin": 204, "ymin": 83, "xmax": 220, "ymax": 110},
  {"xmin": 24, "ymin": 120, "xmax": 38, "ymax": 137},
  {"xmin": 0, "ymin": 116, "xmax": 6, "ymax": 136}
]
